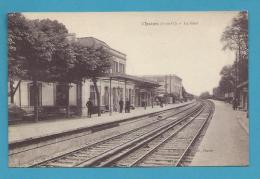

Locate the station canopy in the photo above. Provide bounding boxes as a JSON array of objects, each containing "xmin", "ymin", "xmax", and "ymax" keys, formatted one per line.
[{"xmin": 105, "ymin": 73, "xmax": 161, "ymax": 89}]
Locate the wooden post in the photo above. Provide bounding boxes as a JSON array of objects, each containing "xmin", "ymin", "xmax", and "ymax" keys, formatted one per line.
[
  {"xmin": 19, "ymin": 81, "xmax": 21, "ymax": 107},
  {"xmin": 109, "ymin": 77, "xmax": 112, "ymax": 116},
  {"xmin": 77, "ymin": 81, "xmax": 83, "ymax": 116},
  {"xmin": 124, "ymin": 80, "xmax": 127, "ymax": 103},
  {"xmin": 66, "ymin": 84, "xmax": 70, "ymax": 118},
  {"xmin": 170, "ymin": 74, "xmax": 172, "ymax": 94},
  {"xmin": 151, "ymin": 89, "xmax": 153, "ymax": 108},
  {"xmin": 33, "ymin": 80, "xmax": 39, "ymax": 122},
  {"xmin": 9, "ymin": 80, "xmax": 14, "ymax": 104}
]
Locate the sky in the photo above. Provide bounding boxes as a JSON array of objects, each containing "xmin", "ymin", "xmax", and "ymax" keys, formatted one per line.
[{"xmin": 24, "ymin": 12, "xmax": 238, "ymax": 96}]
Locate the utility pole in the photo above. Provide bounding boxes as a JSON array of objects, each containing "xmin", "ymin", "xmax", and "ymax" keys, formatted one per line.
[
  {"xmin": 169, "ymin": 75, "xmax": 172, "ymax": 103},
  {"xmin": 165, "ymin": 75, "xmax": 167, "ymax": 93},
  {"xmin": 169, "ymin": 74, "xmax": 172, "ymax": 94},
  {"xmin": 109, "ymin": 77, "xmax": 112, "ymax": 116},
  {"xmin": 234, "ymin": 47, "xmax": 239, "ymax": 107},
  {"xmin": 236, "ymin": 44, "xmax": 241, "ymax": 106}
]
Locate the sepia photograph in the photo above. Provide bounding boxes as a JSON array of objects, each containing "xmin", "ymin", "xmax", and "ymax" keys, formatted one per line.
[{"xmin": 8, "ymin": 12, "xmax": 248, "ymax": 167}]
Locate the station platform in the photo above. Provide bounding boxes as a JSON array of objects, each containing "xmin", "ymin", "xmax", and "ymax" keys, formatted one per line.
[
  {"xmin": 191, "ymin": 100, "xmax": 248, "ymax": 166},
  {"xmin": 9, "ymin": 101, "xmax": 193, "ymax": 144}
]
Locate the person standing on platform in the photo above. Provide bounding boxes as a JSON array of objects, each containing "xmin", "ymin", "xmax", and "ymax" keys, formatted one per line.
[
  {"xmin": 86, "ymin": 98, "xmax": 93, "ymax": 118},
  {"xmin": 233, "ymin": 98, "xmax": 238, "ymax": 110},
  {"xmin": 119, "ymin": 98, "xmax": 124, "ymax": 113},
  {"xmin": 142, "ymin": 100, "xmax": 147, "ymax": 110},
  {"xmin": 159, "ymin": 98, "xmax": 163, "ymax": 108},
  {"xmin": 125, "ymin": 98, "xmax": 130, "ymax": 113}
]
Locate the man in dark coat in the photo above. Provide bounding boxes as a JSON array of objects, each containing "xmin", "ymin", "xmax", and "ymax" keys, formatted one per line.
[
  {"xmin": 125, "ymin": 98, "xmax": 130, "ymax": 113},
  {"xmin": 86, "ymin": 98, "xmax": 93, "ymax": 118},
  {"xmin": 159, "ymin": 98, "xmax": 163, "ymax": 108},
  {"xmin": 233, "ymin": 98, "xmax": 238, "ymax": 110},
  {"xmin": 119, "ymin": 99, "xmax": 124, "ymax": 113},
  {"xmin": 142, "ymin": 100, "xmax": 147, "ymax": 110}
]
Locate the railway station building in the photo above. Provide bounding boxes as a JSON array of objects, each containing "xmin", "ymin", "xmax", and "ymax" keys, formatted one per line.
[
  {"xmin": 78, "ymin": 37, "xmax": 160, "ymax": 115},
  {"xmin": 8, "ymin": 36, "xmax": 160, "ymax": 119}
]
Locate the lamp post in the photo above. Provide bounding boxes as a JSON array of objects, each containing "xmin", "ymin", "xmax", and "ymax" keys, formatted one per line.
[
  {"xmin": 234, "ymin": 33, "xmax": 244, "ymax": 108},
  {"xmin": 109, "ymin": 77, "xmax": 112, "ymax": 116}
]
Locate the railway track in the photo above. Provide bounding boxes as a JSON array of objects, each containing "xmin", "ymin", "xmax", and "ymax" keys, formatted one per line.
[
  {"xmin": 112, "ymin": 100, "xmax": 214, "ymax": 167},
  {"xmin": 9, "ymin": 102, "xmax": 195, "ymax": 167},
  {"xmin": 32, "ymin": 100, "xmax": 213, "ymax": 167}
]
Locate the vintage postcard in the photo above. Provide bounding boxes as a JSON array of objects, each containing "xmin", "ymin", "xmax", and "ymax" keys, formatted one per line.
[{"xmin": 8, "ymin": 12, "xmax": 248, "ymax": 167}]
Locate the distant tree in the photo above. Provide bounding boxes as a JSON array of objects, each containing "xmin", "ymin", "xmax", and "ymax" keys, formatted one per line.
[
  {"xmin": 199, "ymin": 91, "xmax": 211, "ymax": 99},
  {"xmin": 218, "ymin": 65, "xmax": 236, "ymax": 94},
  {"xmin": 212, "ymin": 87, "xmax": 220, "ymax": 98},
  {"xmin": 71, "ymin": 42, "xmax": 112, "ymax": 116}
]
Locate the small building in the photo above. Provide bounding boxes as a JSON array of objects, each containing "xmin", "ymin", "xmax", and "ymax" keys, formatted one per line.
[
  {"xmin": 237, "ymin": 81, "xmax": 248, "ymax": 111},
  {"xmin": 142, "ymin": 74, "xmax": 183, "ymax": 103}
]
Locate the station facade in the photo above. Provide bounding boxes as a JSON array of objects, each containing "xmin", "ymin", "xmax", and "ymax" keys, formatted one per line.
[{"xmin": 8, "ymin": 36, "xmax": 160, "ymax": 117}]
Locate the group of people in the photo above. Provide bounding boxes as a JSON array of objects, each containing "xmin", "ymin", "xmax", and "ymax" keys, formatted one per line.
[
  {"xmin": 155, "ymin": 97, "xmax": 164, "ymax": 108},
  {"xmin": 119, "ymin": 98, "xmax": 131, "ymax": 113},
  {"xmin": 86, "ymin": 96, "xmax": 168, "ymax": 118},
  {"xmin": 86, "ymin": 98, "xmax": 132, "ymax": 118}
]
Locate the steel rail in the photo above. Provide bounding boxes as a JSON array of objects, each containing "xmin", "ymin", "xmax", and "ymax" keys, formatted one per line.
[
  {"xmin": 125, "ymin": 100, "xmax": 214, "ymax": 167},
  {"xmin": 31, "ymin": 102, "xmax": 200, "ymax": 167},
  {"xmin": 175, "ymin": 100, "xmax": 215, "ymax": 166},
  {"xmin": 76, "ymin": 103, "xmax": 203, "ymax": 167},
  {"xmin": 126, "ymin": 102, "xmax": 209, "ymax": 167},
  {"xmin": 97, "ymin": 103, "xmax": 207, "ymax": 167}
]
